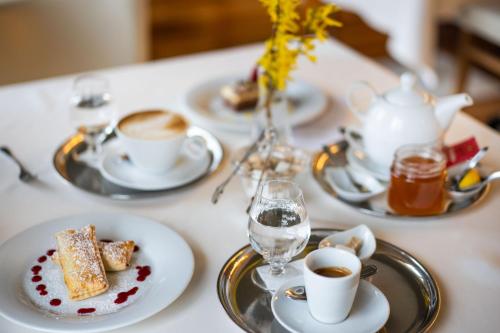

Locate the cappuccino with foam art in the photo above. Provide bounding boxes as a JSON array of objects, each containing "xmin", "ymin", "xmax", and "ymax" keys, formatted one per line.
[
  {"xmin": 118, "ymin": 110, "xmax": 188, "ymax": 140},
  {"xmin": 116, "ymin": 110, "xmax": 205, "ymax": 173}
]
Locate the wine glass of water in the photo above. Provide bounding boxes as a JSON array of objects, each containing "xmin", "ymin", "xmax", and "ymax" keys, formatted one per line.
[
  {"xmin": 70, "ymin": 74, "xmax": 115, "ymax": 163},
  {"xmin": 248, "ymin": 180, "xmax": 310, "ymax": 291}
]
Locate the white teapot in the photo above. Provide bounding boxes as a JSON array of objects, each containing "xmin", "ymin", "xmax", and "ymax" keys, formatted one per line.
[{"xmin": 345, "ymin": 72, "xmax": 473, "ymax": 169}]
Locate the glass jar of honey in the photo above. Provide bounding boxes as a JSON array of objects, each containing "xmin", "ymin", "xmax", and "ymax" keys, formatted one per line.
[{"xmin": 388, "ymin": 144, "xmax": 447, "ymax": 216}]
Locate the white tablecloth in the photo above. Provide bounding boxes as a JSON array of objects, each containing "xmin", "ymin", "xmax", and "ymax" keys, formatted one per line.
[{"xmin": 0, "ymin": 41, "xmax": 499, "ymax": 332}]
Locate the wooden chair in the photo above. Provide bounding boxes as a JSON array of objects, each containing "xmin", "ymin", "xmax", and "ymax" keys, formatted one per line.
[{"xmin": 455, "ymin": 4, "xmax": 500, "ymax": 93}]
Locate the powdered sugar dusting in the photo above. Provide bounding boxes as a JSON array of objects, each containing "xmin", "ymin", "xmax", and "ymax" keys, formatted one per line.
[
  {"xmin": 55, "ymin": 226, "xmax": 107, "ymax": 292},
  {"xmin": 99, "ymin": 241, "xmax": 134, "ymax": 270},
  {"xmin": 23, "ymin": 245, "xmax": 152, "ymax": 317}
]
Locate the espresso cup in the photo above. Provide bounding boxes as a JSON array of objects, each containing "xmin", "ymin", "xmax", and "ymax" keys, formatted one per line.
[
  {"xmin": 303, "ymin": 248, "xmax": 361, "ymax": 324},
  {"xmin": 116, "ymin": 109, "xmax": 206, "ymax": 174}
]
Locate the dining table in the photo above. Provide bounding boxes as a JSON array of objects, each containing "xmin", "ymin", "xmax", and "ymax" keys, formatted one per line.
[{"xmin": 0, "ymin": 39, "xmax": 499, "ymax": 333}]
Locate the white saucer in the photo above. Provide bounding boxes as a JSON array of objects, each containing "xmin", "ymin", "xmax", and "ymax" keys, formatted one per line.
[
  {"xmin": 99, "ymin": 148, "xmax": 211, "ymax": 191},
  {"xmin": 184, "ymin": 75, "xmax": 328, "ymax": 132},
  {"xmin": 0, "ymin": 213, "xmax": 194, "ymax": 333},
  {"xmin": 272, "ymin": 278, "xmax": 390, "ymax": 333},
  {"xmin": 346, "ymin": 148, "xmax": 390, "ymax": 182}
]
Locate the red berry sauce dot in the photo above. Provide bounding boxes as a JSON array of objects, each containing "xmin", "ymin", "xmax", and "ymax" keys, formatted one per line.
[
  {"xmin": 32, "ymin": 275, "xmax": 42, "ymax": 282},
  {"xmin": 38, "ymin": 255, "xmax": 47, "ymax": 263},
  {"xmin": 50, "ymin": 299, "xmax": 61, "ymax": 306},
  {"xmin": 46, "ymin": 249, "xmax": 56, "ymax": 256},
  {"xmin": 31, "ymin": 265, "xmax": 42, "ymax": 275},
  {"xmin": 77, "ymin": 308, "xmax": 96, "ymax": 315},
  {"xmin": 136, "ymin": 265, "xmax": 151, "ymax": 282},
  {"xmin": 36, "ymin": 284, "xmax": 46, "ymax": 291},
  {"xmin": 114, "ymin": 287, "xmax": 139, "ymax": 304},
  {"xmin": 39, "ymin": 290, "xmax": 48, "ymax": 296}
]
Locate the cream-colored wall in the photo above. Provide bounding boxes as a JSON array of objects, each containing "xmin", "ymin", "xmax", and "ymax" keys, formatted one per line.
[{"xmin": 0, "ymin": 0, "xmax": 149, "ymax": 86}]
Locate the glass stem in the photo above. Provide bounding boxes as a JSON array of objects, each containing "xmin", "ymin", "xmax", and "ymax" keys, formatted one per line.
[
  {"xmin": 269, "ymin": 263, "xmax": 285, "ymax": 276},
  {"xmin": 85, "ymin": 133, "xmax": 101, "ymax": 158}
]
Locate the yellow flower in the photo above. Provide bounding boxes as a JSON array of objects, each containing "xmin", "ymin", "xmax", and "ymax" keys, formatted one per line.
[{"xmin": 258, "ymin": 1, "xmax": 341, "ymax": 91}]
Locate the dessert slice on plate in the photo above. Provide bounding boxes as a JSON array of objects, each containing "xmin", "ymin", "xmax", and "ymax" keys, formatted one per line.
[
  {"xmin": 52, "ymin": 240, "xmax": 135, "ymax": 272},
  {"xmin": 99, "ymin": 240, "xmax": 135, "ymax": 271},
  {"xmin": 220, "ymin": 80, "xmax": 259, "ymax": 111},
  {"xmin": 55, "ymin": 225, "xmax": 109, "ymax": 300}
]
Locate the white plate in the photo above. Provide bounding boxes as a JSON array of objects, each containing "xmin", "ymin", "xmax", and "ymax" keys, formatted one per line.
[
  {"xmin": 346, "ymin": 148, "xmax": 390, "ymax": 182},
  {"xmin": 0, "ymin": 213, "xmax": 194, "ymax": 333},
  {"xmin": 99, "ymin": 147, "xmax": 211, "ymax": 191},
  {"xmin": 272, "ymin": 278, "xmax": 390, "ymax": 333},
  {"xmin": 184, "ymin": 76, "xmax": 328, "ymax": 132}
]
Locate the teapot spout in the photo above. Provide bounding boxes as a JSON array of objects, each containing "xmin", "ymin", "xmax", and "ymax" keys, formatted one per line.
[{"xmin": 435, "ymin": 93, "xmax": 473, "ymax": 131}]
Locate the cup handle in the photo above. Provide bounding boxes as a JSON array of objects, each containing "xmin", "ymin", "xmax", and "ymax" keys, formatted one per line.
[
  {"xmin": 182, "ymin": 136, "xmax": 207, "ymax": 160},
  {"xmin": 346, "ymin": 81, "xmax": 378, "ymax": 122},
  {"xmin": 344, "ymin": 126, "xmax": 365, "ymax": 152}
]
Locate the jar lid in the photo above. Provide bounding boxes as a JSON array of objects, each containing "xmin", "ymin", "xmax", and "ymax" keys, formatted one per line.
[
  {"xmin": 393, "ymin": 144, "xmax": 446, "ymax": 178},
  {"xmin": 385, "ymin": 73, "xmax": 428, "ymax": 107}
]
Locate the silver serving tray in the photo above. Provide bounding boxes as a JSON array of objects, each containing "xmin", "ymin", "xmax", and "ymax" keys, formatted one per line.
[
  {"xmin": 312, "ymin": 140, "xmax": 489, "ymax": 220},
  {"xmin": 218, "ymin": 228, "xmax": 440, "ymax": 333},
  {"xmin": 53, "ymin": 127, "xmax": 224, "ymax": 199}
]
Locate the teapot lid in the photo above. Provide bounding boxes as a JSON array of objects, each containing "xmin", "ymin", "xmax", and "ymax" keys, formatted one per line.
[{"xmin": 385, "ymin": 72, "xmax": 429, "ymax": 107}]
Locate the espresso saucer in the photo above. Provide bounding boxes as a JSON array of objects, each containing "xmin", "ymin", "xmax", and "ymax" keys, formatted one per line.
[
  {"xmin": 99, "ymin": 148, "xmax": 211, "ymax": 191},
  {"xmin": 271, "ymin": 277, "xmax": 389, "ymax": 333},
  {"xmin": 346, "ymin": 148, "xmax": 390, "ymax": 182}
]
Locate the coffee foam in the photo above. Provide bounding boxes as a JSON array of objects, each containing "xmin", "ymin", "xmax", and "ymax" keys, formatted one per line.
[{"xmin": 118, "ymin": 110, "xmax": 188, "ymax": 140}]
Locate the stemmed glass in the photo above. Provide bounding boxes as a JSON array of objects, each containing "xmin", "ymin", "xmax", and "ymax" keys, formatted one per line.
[
  {"xmin": 69, "ymin": 74, "xmax": 115, "ymax": 163},
  {"xmin": 248, "ymin": 180, "xmax": 311, "ymax": 291}
]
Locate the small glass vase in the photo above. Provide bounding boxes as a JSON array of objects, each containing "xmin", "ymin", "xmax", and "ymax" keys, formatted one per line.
[{"xmin": 251, "ymin": 87, "xmax": 292, "ymax": 144}]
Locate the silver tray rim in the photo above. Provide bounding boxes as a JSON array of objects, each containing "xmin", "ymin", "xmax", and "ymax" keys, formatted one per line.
[
  {"xmin": 217, "ymin": 228, "xmax": 440, "ymax": 333},
  {"xmin": 312, "ymin": 140, "xmax": 490, "ymax": 221},
  {"xmin": 52, "ymin": 126, "xmax": 224, "ymax": 200}
]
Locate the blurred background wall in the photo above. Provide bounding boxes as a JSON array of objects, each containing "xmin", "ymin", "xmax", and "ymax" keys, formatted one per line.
[{"xmin": 0, "ymin": 0, "xmax": 149, "ymax": 85}]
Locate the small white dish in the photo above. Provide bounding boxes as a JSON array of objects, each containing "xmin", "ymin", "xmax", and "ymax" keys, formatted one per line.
[
  {"xmin": 318, "ymin": 225, "xmax": 376, "ymax": 261},
  {"xmin": 271, "ymin": 277, "xmax": 390, "ymax": 333},
  {"xmin": 447, "ymin": 167, "xmax": 499, "ymax": 203},
  {"xmin": 184, "ymin": 76, "xmax": 328, "ymax": 132},
  {"xmin": 0, "ymin": 213, "xmax": 194, "ymax": 333},
  {"xmin": 99, "ymin": 147, "xmax": 210, "ymax": 191},
  {"xmin": 448, "ymin": 183, "xmax": 487, "ymax": 202},
  {"xmin": 325, "ymin": 167, "xmax": 386, "ymax": 203},
  {"xmin": 346, "ymin": 147, "xmax": 390, "ymax": 182}
]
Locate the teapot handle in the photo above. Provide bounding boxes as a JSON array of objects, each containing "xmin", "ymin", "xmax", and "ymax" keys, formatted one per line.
[{"xmin": 346, "ymin": 81, "xmax": 378, "ymax": 121}]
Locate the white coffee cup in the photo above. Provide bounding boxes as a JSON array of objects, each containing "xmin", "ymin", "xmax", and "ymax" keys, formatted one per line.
[
  {"xmin": 303, "ymin": 247, "xmax": 361, "ymax": 324},
  {"xmin": 116, "ymin": 109, "xmax": 206, "ymax": 174}
]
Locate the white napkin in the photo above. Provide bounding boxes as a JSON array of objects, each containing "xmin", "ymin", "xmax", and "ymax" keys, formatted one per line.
[{"xmin": 256, "ymin": 259, "xmax": 305, "ymax": 292}]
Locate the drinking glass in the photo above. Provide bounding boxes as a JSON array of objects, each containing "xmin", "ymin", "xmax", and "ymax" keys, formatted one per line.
[
  {"xmin": 70, "ymin": 74, "xmax": 115, "ymax": 163},
  {"xmin": 248, "ymin": 180, "xmax": 310, "ymax": 291}
]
